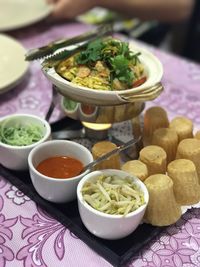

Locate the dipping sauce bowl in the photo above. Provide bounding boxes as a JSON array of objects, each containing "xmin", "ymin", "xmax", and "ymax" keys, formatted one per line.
[{"xmin": 28, "ymin": 140, "xmax": 93, "ymax": 203}]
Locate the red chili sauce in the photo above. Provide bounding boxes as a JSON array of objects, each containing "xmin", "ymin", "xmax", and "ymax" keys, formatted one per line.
[
  {"xmin": 36, "ymin": 156, "xmax": 83, "ymax": 179},
  {"xmin": 81, "ymin": 104, "xmax": 96, "ymax": 115}
]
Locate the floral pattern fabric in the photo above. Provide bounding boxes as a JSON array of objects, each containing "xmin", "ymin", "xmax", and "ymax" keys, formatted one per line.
[{"xmin": 0, "ymin": 22, "xmax": 200, "ymax": 267}]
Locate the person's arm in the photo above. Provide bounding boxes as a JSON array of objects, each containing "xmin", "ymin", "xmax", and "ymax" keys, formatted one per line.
[
  {"xmin": 97, "ymin": 0, "xmax": 195, "ymax": 22},
  {"xmin": 48, "ymin": 0, "xmax": 195, "ymax": 23},
  {"xmin": 47, "ymin": 0, "xmax": 96, "ymax": 19}
]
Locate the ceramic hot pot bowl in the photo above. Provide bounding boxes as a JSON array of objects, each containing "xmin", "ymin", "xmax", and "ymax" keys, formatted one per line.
[{"xmin": 42, "ymin": 41, "xmax": 163, "ymax": 107}]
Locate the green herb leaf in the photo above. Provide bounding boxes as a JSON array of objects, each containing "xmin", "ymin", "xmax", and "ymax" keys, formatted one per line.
[
  {"xmin": 75, "ymin": 37, "xmax": 141, "ymax": 88},
  {"xmin": 109, "ymin": 55, "xmax": 134, "ymax": 86},
  {"xmin": 0, "ymin": 120, "xmax": 44, "ymax": 146},
  {"xmin": 76, "ymin": 39, "xmax": 104, "ymax": 64}
]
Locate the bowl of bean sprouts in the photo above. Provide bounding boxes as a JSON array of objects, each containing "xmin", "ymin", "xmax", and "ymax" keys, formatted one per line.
[{"xmin": 77, "ymin": 169, "xmax": 149, "ymax": 240}]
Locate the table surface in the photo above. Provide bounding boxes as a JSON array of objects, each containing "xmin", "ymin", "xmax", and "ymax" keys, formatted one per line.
[{"xmin": 1, "ymin": 20, "xmax": 200, "ymax": 267}]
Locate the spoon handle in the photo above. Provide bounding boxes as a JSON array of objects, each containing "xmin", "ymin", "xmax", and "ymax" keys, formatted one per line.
[{"xmin": 83, "ymin": 136, "xmax": 141, "ymax": 173}]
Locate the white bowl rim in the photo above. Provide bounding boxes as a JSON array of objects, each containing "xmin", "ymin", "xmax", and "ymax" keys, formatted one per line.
[
  {"xmin": 0, "ymin": 113, "xmax": 51, "ymax": 149},
  {"xmin": 77, "ymin": 169, "xmax": 149, "ymax": 219},
  {"xmin": 28, "ymin": 139, "xmax": 93, "ymax": 182}
]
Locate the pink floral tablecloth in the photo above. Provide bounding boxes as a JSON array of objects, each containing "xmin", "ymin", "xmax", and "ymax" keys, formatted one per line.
[{"xmin": 1, "ymin": 21, "xmax": 200, "ymax": 267}]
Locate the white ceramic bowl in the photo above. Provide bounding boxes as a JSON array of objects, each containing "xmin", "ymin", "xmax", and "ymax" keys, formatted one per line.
[
  {"xmin": 42, "ymin": 41, "xmax": 163, "ymax": 106},
  {"xmin": 77, "ymin": 169, "xmax": 149, "ymax": 240},
  {"xmin": 0, "ymin": 113, "xmax": 51, "ymax": 170},
  {"xmin": 28, "ymin": 140, "xmax": 93, "ymax": 203}
]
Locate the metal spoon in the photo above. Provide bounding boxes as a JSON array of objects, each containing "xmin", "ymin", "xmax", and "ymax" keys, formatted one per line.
[{"xmin": 81, "ymin": 136, "xmax": 141, "ymax": 173}]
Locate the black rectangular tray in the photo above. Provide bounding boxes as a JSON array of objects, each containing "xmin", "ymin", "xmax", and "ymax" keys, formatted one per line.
[{"xmin": 0, "ymin": 164, "xmax": 165, "ymax": 267}]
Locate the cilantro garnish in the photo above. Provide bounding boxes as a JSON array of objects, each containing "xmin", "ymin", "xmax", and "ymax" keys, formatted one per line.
[
  {"xmin": 109, "ymin": 55, "xmax": 134, "ymax": 87},
  {"xmin": 75, "ymin": 37, "xmax": 141, "ymax": 88},
  {"xmin": 76, "ymin": 39, "xmax": 104, "ymax": 64}
]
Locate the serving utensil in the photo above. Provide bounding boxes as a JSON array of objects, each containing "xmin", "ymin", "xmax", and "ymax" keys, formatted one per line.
[
  {"xmin": 81, "ymin": 136, "xmax": 141, "ymax": 173},
  {"xmin": 45, "ymin": 85, "xmax": 59, "ymax": 122},
  {"xmin": 41, "ymin": 41, "xmax": 91, "ymax": 69},
  {"xmin": 25, "ymin": 24, "xmax": 113, "ymax": 61}
]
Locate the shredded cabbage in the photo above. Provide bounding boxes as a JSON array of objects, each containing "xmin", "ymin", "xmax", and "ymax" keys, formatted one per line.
[
  {"xmin": 0, "ymin": 119, "xmax": 44, "ymax": 146},
  {"xmin": 81, "ymin": 174, "xmax": 145, "ymax": 216}
]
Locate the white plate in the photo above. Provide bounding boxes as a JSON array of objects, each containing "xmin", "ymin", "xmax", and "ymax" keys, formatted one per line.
[
  {"xmin": 42, "ymin": 42, "xmax": 163, "ymax": 106},
  {"xmin": 0, "ymin": 34, "xmax": 29, "ymax": 94},
  {"xmin": 0, "ymin": 0, "xmax": 52, "ymax": 32}
]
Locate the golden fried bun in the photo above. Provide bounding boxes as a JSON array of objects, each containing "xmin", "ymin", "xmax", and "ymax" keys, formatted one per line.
[
  {"xmin": 91, "ymin": 141, "xmax": 120, "ymax": 170},
  {"xmin": 176, "ymin": 138, "xmax": 200, "ymax": 181},
  {"xmin": 121, "ymin": 160, "xmax": 148, "ymax": 181},
  {"xmin": 194, "ymin": 130, "xmax": 200, "ymax": 140},
  {"xmin": 139, "ymin": 145, "xmax": 167, "ymax": 175},
  {"xmin": 152, "ymin": 128, "xmax": 178, "ymax": 164},
  {"xmin": 169, "ymin": 116, "xmax": 193, "ymax": 142},
  {"xmin": 167, "ymin": 159, "xmax": 200, "ymax": 205},
  {"xmin": 144, "ymin": 174, "xmax": 181, "ymax": 226},
  {"xmin": 143, "ymin": 106, "xmax": 169, "ymax": 145}
]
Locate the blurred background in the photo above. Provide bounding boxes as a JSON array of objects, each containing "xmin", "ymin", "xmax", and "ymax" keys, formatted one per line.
[{"xmin": 76, "ymin": 1, "xmax": 200, "ymax": 63}]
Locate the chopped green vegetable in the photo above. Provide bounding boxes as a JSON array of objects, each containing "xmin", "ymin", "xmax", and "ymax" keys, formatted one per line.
[
  {"xmin": 76, "ymin": 39, "xmax": 104, "ymax": 64},
  {"xmin": 63, "ymin": 98, "xmax": 78, "ymax": 111},
  {"xmin": 81, "ymin": 174, "xmax": 145, "ymax": 216},
  {"xmin": 74, "ymin": 37, "xmax": 142, "ymax": 88},
  {"xmin": 109, "ymin": 55, "xmax": 134, "ymax": 87},
  {"xmin": 0, "ymin": 119, "xmax": 44, "ymax": 146}
]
